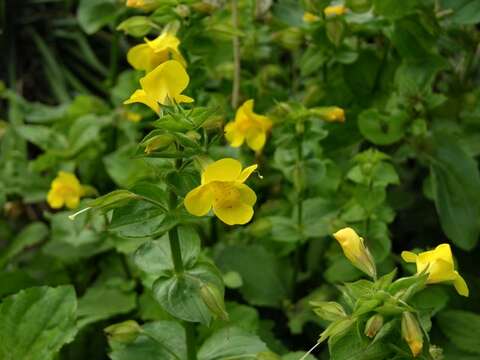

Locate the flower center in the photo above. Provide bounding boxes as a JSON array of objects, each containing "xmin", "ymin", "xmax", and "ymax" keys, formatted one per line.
[{"xmin": 209, "ymin": 181, "xmax": 240, "ymax": 208}]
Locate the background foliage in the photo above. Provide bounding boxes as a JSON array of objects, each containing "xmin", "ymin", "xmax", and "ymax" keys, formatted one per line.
[{"xmin": 1, "ymin": 0, "xmax": 480, "ymax": 359}]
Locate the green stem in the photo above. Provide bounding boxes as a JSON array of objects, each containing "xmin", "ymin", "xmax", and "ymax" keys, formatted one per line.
[
  {"xmin": 185, "ymin": 322, "xmax": 197, "ymax": 360},
  {"xmin": 292, "ymin": 127, "xmax": 304, "ymax": 298},
  {"xmin": 167, "ymin": 157, "xmax": 196, "ymax": 360}
]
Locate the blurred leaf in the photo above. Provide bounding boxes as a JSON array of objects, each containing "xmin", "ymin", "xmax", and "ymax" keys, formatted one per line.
[
  {"xmin": 77, "ymin": 0, "xmax": 121, "ymax": 34},
  {"xmin": 0, "ymin": 286, "xmax": 77, "ymax": 360},
  {"xmin": 437, "ymin": 310, "xmax": 480, "ymax": 354}
]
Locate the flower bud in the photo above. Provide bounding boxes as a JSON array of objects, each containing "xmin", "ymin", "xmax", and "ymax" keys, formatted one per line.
[
  {"xmin": 324, "ymin": 5, "xmax": 347, "ymax": 17},
  {"xmin": 143, "ymin": 134, "xmax": 175, "ymax": 154},
  {"xmin": 333, "ymin": 227, "xmax": 377, "ymax": 279},
  {"xmin": 364, "ymin": 314, "xmax": 384, "ymax": 338},
  {"xmin": 116, "ymin": 16, "xmax": 152, "ymax": 37},
  {"xmin": 175, "ymin": 4, "xmax": 190, "ymax": 18},
  {"xmin": 199, "ymin": 282, "xmax": 229, "ymax": 321},
  {"xmin": 303, "ymin": 12, "xmax": 320, "ymax": 23},
  {"xmin": 310, "ymin": 106, "xmax": 345, "ymax": 123},
  {"xmin": 104, "ymin": 320, "xmax": 142, "ymax": 343},
  {"xmin": 401, "ymin": 312, "xmax": 423, "ymax": 357},
  {"xmin": 310, "ymin": 301, "xmax": 347, "ymax": 321},
  {"xmin": 126, "ymin": 0, "xmax": 159, "ymax": 11}
]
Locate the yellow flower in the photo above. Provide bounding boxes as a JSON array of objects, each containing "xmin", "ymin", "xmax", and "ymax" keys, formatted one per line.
[
  {"xmin": 401, "ymin": 312, "xmax": 423, "ymax": 357},
  {"xmin": 401, "ymin": 244, "xmax": 469, "ymax": 297},
  {"xmin": 47, "ymin": 171, "xmax": 85, "ymax": 209},
  {"xmin": 184, "ymin": 158, "xmax": 258, "ymax": 225},
  {"xmin": 127, "ymin": 30, "xmax": 186, "ymax": 72},
  {"xmin": 125, "ymin": 110, "xmax": 142, "ymax": 123},
  {"xmin": 124, "ymin": 60, "xmax": 194, "ymax": 113},
  {"xmin": 324, "ymin": 4, "xmax": 347, "ymax": 17},
  {"xmin": 303, "ymin": 12, "xmax": 320, "ymax": 23},
  {"xmin": 126, "ymin": 0, "xmax": 159, "ymax": 11},
  {"xmin": 333, "ymin": 227, "xmax": 377, "ymax": 278},
  {"xmin": 224, "ymin": 99, "xmax": 272, "ymax": 152}
]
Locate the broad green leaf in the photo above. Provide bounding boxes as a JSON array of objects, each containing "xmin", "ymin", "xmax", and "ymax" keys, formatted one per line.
[
  {"xmin": 0, "ymin": 222, "xmax": 48, "ymax": 268},
  {"xmin": 440, "ymin": 0, "xmax": 480, "ymax": 24},
  {"xmin": 0, "ymin": 286, "xmax": 77, "ymax": 360},
  {"xmin": 134, "ymin": 226, "xmax": 201, "ymax": 275},
  {"xmin": 77, "ymin": 280, "xmax": 137, "ymax": 328},
  {"xmin": 215, "ymin": 245, "xmax": 290, "ymax": 307},
  {"xmin": 437, "ymin": 310, "xmax": 480, "ymax": 354},
  {"xmin": 109, "ymin": 321, "xmax": 187, "ymax": 360},
  {"xmin": 373, "ymin": 0, "xmax": 420, "ymax": 19},
  {"xmin": 198, "ymin": 326, "xmax": 268, "ymax": 360},
  {"xmin": 429, "ymin": 132, "xmax": 480, "ymax": 250},
  {"xmin": 153, "ymin": 262, "xmax": 224, "ymax": 324},
  {"xmin": 15, "ymin": 125, "xmax": 68, "ymax": 151},
  {"xmin": 77, "ymin": 0, "xmax": 121, "ymax": 34},
  {"xmin": 358, "ymin": 109, "xmax": 407, "ymax": 145}
]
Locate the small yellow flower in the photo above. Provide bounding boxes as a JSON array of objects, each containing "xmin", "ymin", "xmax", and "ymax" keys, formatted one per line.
[
  {"xmin": 124, "ymin": 60, "xmax": 194, "ymax": 113},
  {"xmin": 303, "ymin": 11, "xmax": 320, "ymax": 23},
  {"xmin": 184, "ymin": 158, "xmax": 258, "ymax": 225},
  {"xmin": 126, "ymin": 0, "xmax": 159, "ymax": 11},
  {"xmin": 127, "ymin": 29, "xmax": 186, "ymax": 72},
  {"xmin": 401, "ymin": 312, "xmax": 423, "ymax": 357},
  {"xmin": 333, "ymin": 227, "xmax": 377, "ymax": 278},
  {"xmin": 224, "ymin": 99, "xmax": 272, "ymax": 152},
  {"xmin": 401, "ymin": 244, "xmax": 469, "ymax": 297},
  {"xmin": 125, "ymin": 110, "xmax": 142, "ymax": 123},
  {"xmin": 47, "ymin": 171, "xmax": 85, "ymax": 209},
  {"xmin": 324, "ymin": 4, "xmax": 347, "ymax": 17}
]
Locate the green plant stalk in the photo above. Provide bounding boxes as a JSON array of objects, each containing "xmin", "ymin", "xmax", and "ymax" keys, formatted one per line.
[
  {"xmin": 292, "ymin": 127, "xmax": 304, "ymax": 298},
  {"xmin": 167, "ymin": 157, "xmax": 196, "ymax": 360}
]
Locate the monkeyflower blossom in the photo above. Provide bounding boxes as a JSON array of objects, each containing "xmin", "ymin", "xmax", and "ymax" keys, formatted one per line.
[
  {"xmin": 324, "ymin": 4, "xmax": 347, "ymax": 17},
  {"xmin": 333, "ymin": 227, "xmax": 377, "ymax": 278},
  {"xmin": 47, "ymin": 171, "xmax": 86, "ymax": 209},
  {"xmin": 401, "ymin": 244, "xmax": 469, "ymax": 297},
  {"xmin": 303, "ymin": 12, "xmax": 320, "ymax": 23},
  {"xmin": 127, "ymin": 28, "xmax": 186, "ymax": 72},
  {"xmin": 124, "ymin": 60, "xmax": 193, "ymax": 114},
  {"xmin": 184, "ymin": 158, "xmax": 258, "ymax": 225},
  {"xmin": 224, "ymin": 99, "xmax": 272, "ymax": 152}
]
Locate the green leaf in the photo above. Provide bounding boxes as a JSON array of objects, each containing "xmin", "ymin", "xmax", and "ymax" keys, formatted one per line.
[
  {"xmin": 437, "ymin": 310, "xmax": 480, "ymax": 354},
  {"xmin": 0, "ymin": 222, "xmax": 48, "ymax": 268},
  {"xmin": 134, "ymin": 226, "xmax": 201, "ymax": 275},
  {"xmin": 0, "ymin": 286, "xmax": 77, "ymax": 360},
  {"xmin": 109, "ymin": 321, "xmax": 187, "ymax": 360},
  {"xmin": 329, "ymin": 326, "xmax": 391, "ymax": 360},
  {"xmin": 302, "ymin": 198, "xmax": 339, "ymax": 237},
  {"xmin": 440, "ymin": 0, "xmax": 480, "ymax": 24},
  {"xmin": 15, "ymin": 125, "xmax": 68, "ymax": 151},
  {"xmin": 198, "ymin": 326, "xmax": 268, "ymax": 360},
  {"xmin": 77, "ymin": 0, "xmax": 121, "ymax": 34},
  {"xmin": 429, "ymin": 132, "xmax": 480, "ymax": 250},
  {"xmin": 215, "ymin": 245, "xmax": 290, "ymax": 307},
  {"xmin": 153, "ymin": 262, "xmax": 224, "ymax": 324},
  {"xmin": 373, "ymin": 0, "xmax": 420, "ymax": 19},
  {"xmin": 77, "ymin": 280, "xmax": 137, "ymax": 328},
  {"xmin": 358, "ymin": 109, "xmax": 407, "ymax": 145}
]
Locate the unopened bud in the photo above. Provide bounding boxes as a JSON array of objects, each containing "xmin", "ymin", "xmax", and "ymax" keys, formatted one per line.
[
  {"xmin": 364, "ymin": 314, "xmax": 384, "ymax": 338},
  {"xmin": 333, "ymin": 227, "xmax": 377, "ymax": 279},
  {"xmin": 116, "ymin": 16, "xmax": 152, "ymax": 37},
  {"xmin": 310, "ymin": 301, "xmax": 347, "ymax": 321},
  {"xmin": 401, "ymin": 312, "xmax": 423, "ymax": 357},
  {"xmin": 175, "ymin": 4, "xmax": 190, "ymax": 17},
  {"xmin": 105, "ymin": 320, "xmax": 142, "ymax": 343},
  {"xmin": 143, "ymin": 134, "xmax": 174, "ymax": 154},
  {"xmin": 310, "ymin": 106, "xmax": 345, "ymax": 123},
  {"xmin": 126, "ymin": 0, "xmax": 159, "ymax": 11},
  {"xmin": 199, "ymin": 282, "xmax": 229, "ymax": 321},
  {"xmin": 324, "ymin": 5, "xmax": 347, "ymax": 17}
]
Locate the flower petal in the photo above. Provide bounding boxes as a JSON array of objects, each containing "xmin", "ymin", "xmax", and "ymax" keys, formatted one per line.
[
  {"xmin": 65, "ymin": 195, "xmax": 80, "ymax": 210},
  {"xmin": 426, "ymin": 259, "xmax": 457, "ymax": 283},
  {"xmin": 175, "ymin": 94, "xmax": 194, "ymax": 104},
  {"xmin": 246, "ymin": 128, "xmax": 266, "ymax": 151},
  {"xmin": 401, "ymin": 251, "xmax": 418, "ymax": 263},
  {"xmin": 453, "ymin": 272, "xmax": 469, "ymax": 297},
  {"xmin": 235, "ymin": 183, "xmax": 256, "ymax": 206},
  {"xmin": 224, "ymin": 122, "xmax": 244, "ymax": 147},
  {"xmin": 237, "ymin": 99, "xmax": 255, "ymax": 121},
  {"xmin": 184, "ymin": 185, "xmax": 213, "ymax": 216},
  {"xmin": 237, "ymin": 164, "xmax": 258, "ymax": 183},
  {"xmin": 127, "ymin": 44, "xmax": 153, "ymax": 71},
  {"xmin": 202, "ymin": 158, "xmax": 242, "ymax": 184},
  {"xmin": 213, "ymin": 202, "xmax": 253, "ymax": 225},
  {"xmin": 47, "ymin": 190, "xmax": 64, "ymax": 209},
  {"xmin": 140, "ymin": 60, "xmax": 189, "ymax": 105},
  {"xmin": 124, "ymin": 89, "xmax": 160, "ymax": 114}
]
